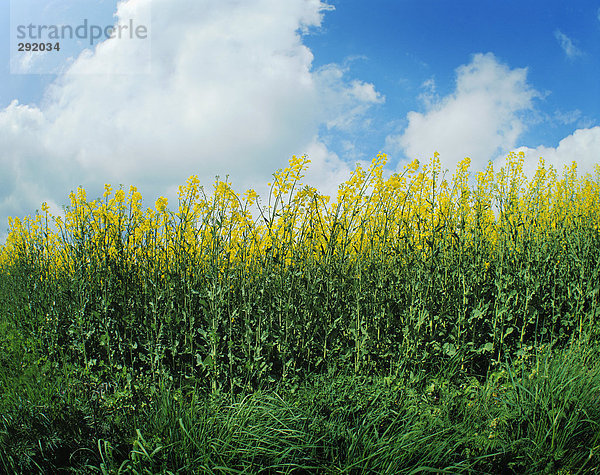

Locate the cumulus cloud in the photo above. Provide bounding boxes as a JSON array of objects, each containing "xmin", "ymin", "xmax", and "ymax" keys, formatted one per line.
[
  {"xmin": 315, "ymin": 63, "xmax": 385, "ymax": 132},
  {"xmin": 514, "ymin": 126, "xmax": 600, "ymax": 178},
  {"xmin": 554, "ymin": 30, "xmax": 584, "ymax": 59},
  {"xmin": 386, "ymin": 53, "xmax": 540, "ymax": 174},
  {"xmin": 0, "ymin": 0, "xmax": 382, "ymax": 239}
]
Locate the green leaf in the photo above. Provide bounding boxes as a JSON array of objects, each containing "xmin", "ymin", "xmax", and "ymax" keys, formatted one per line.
[
  {"xmin": 443, "ymin": 342, "xmax": 456, "ymax": 357},
  {"xmin": 480, "ymin": 342, "xmax": 494, "ymax": 353}
]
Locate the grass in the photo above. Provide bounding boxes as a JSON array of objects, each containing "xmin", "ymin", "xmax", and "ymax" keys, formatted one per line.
[{"xmin": 2, "ymin": 346, "xmax": 599, "ymax": 473}]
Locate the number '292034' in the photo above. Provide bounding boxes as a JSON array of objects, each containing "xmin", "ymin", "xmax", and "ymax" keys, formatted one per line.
[{"xmin": 17, "ymin": 42, "xmax": 60, "ymax": 52}]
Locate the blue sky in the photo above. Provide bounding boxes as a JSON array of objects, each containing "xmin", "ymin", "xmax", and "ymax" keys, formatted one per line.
[
  {"xmin": 1, "ymin": 0, "xmax": 599, "ymax": 240},
  {"xmin": 306, "ymin": 0, "xmax": 600, "ymax": 158}
]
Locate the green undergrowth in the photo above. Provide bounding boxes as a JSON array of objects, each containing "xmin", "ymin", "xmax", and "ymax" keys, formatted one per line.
[{"xmin": 1, "ymin": 344, "xmax": 599, "ymax": 474}]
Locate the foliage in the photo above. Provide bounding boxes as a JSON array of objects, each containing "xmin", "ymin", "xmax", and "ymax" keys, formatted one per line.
[{"xmin": 0, "ymin": 151, "xmax": 599, "ymax": 472}]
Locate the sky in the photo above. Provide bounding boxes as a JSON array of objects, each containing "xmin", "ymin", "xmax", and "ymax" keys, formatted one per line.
[{"xmin": 1, "ymin": 0, "xmax": 599, "ymax": 241}]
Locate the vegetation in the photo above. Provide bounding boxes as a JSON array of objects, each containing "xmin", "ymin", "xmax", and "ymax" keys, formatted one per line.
[{"xmin": 1, "ymin": 151, "xmax": 599, "ymax": 473}]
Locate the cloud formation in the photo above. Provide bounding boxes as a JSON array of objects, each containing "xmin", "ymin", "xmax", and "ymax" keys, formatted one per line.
[
  {"xmin": 0, "ymin": 0, "xmax": 381, "ymax": 239},
  {"xmin": 386, "ymin": 53, "xmax": 540, "ymax": 174},
  {"xmin": 554, "ymin": 30, "xmax": 583, "ymax": 59},
  {"xmin": 315, "ymin": 63, "xmax": 385, "ymax": 132},
  {"xmin": 515, "ymin": 126, "xmax": 600, "ymax": 178}
]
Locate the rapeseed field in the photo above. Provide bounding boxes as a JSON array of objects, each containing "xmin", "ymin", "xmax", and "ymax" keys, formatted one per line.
[{"xmin": 1, "ymin": 152, "xmax": 599, "ymax": 473}]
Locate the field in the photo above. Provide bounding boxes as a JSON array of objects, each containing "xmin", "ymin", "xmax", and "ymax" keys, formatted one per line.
[{"xmin": 1, "ymin": 152, "xmax": 599, "ymax": 473}]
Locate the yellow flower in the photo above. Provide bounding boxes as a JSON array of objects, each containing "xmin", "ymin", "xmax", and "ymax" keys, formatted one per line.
[
  {"xmin": 155, "ymin": 196, "xmax": 168, "ymax": 213},
  {"xmin": 103, "ymin": 184, "xmax": 112, "ymax": 199}
]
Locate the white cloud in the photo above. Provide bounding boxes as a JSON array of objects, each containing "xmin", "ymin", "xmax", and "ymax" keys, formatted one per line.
[
  {"xmin": 0, "ymin": 100, "xmax": 58, "ymax": 222},
  {"xmin": 554, "ymin": 109, "xmax": 582, "ymax": 126},
  {"xmin": 514, "ymin": 126, "xmax": 600, "ymax": 178},
  {"xmin": 315, "ymin": 63, "xmax": 385, "ymax": 132},
  {"xmin": 386, "ymin": 53, "xmax": 539, "ymax": 174},
  {"xmin": 301, "ymin": 140, "xmax": 353, "ymax": 196},
  {"xmin": 554, "ymin": 30, "xmax": 583, "ymax": 59},
  {"xmin": 1, "ymin": 0, "xmax": 383, "ymax": 240},
  {"xmin": 10, "ymin": 51, "xmax": 37, "ymax": 74},
  {"xmin": 417, "ymin": 78, "xmax": 438, "ymax": 109}
]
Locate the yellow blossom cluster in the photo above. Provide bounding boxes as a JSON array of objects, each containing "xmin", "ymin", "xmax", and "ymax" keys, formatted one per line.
[{"xmin": 0, "ymin": 152, "xmax": 598, "ymax": 277}]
